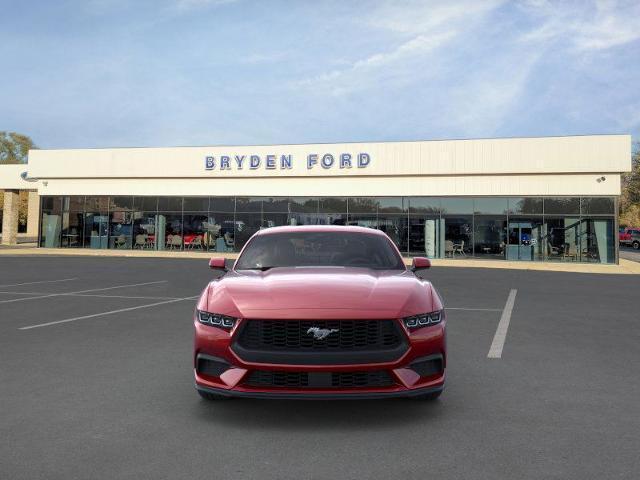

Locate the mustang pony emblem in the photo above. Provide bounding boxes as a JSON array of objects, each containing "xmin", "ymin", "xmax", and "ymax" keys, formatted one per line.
[{"xmin": 306, "ymin": 327, "xmax": 339, "ymax": 340}]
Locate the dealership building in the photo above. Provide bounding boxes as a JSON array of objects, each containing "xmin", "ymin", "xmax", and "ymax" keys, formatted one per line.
[{"xmin": 0, "ymin": 134, "xmax": 631, "ymax": 263}]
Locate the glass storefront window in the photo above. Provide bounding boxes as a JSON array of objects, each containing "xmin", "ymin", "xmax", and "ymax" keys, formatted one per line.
[
  {"xmin": 408, "ymin": 216, "xmax": 442, "ymax": 257},
  {"xmin": 474, "ymin": 198, "xmax": 508, "ymax": 215},
  {"xmin": 508, "ymin": 197, "xmax": 542, "ymax": 215},
  {"xmin": 133, "ymin": 196, "xmax": 158, "ymax": 212},
  {"xmin": 579, "ymin": 218, "xmax": 614, "ymax": 263},
  {"xmin": 581, "ymin": 197, "xmax": 614, "ymax": 215},
  {"xmin": 544, "ymin": 217, "xmax": 581, "ymax": 261},
  {"xmin": 378, "ymin": 197, "xmax": 406, "ymax": 214},
  {"xmin": 409, "ymin": 198, "xmax": 440, "ymax": 215},
  {"xmin": 61, "ymin": 197, "xmax": 84, "ymax": 248},
  {"xmin": 183, "ymin": 213, "xmax": 209, "ymax": 250},
  {"xmin": 209, "ymin": 197, "xmax": 235, "ymax": 213},
  {"xmin": 109, "ymin": 196, "xmax": 133, "ymax": 211},
  {"xmin": 235, "ymin": 197, "xmax": 262, "ymax": 213},
  {"xmin": 347, "ymin": 214, "xmax": 377, "ymax": 228},
  {"xmin": 156, "ymin": 213, "xmax": 183, "ymax": 250},
  {"xmin": 289, "ymin": 197, "xmax": 318, "ymax": 213},
  {"xmin": 348, "ymin": 198, "xmax": 378, "ymax": 214},
  {"xmin": 38, "ymin": 195, "xmax": 618, "ymax": 264},
  {"xmin": 441, "ymin": 198, "xmax": 473, "ymax": 215},
  {"xmin": 544, "ymin": 197, "xmax": 580, "ymax": 215},
  {"xmin": 183, "ymin": 197, "xmax": 209, "ymax": 212},
  {"xmin": 205, "ymin": 213, "xmax": 235, "ymax": 252},
  {"xmin": 133, "ymin": 212, "xmax": 157, "ymax": 249},
  {"xmin": 474, "ymin": 217, "xmax": 507, "ymax": 259},
  {"xmin": 319, "ymin": 197, "xmax": 347, "ymax": 213},
  {"xmin": 109, "ymin": 211, "xmax": 133, "ymax": 249},
  {"xmin": 158, "ymin": 197, "xmax": 183, "ymax": 212},
  {"xmin": 443, "ymin": 216, "xmax": 473, "ymax": 257},
  {"xmin": 40, "ymin": 196, "xmax": 63, "ymax": 248},
  {"xmin": 234, "ymin": 213, "xmax": 261, "ymax": 250}
]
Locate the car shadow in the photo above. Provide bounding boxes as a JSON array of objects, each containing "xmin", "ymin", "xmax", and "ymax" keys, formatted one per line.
[{"xmin": 193, "ymin": 397, "xmax": 445, "ymax": 431}]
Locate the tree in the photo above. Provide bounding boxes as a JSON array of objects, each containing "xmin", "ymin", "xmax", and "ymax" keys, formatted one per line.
[
  {"xmin": 0, "ymin": 131, "xmax": 36, "ymax": 164},
  {"xmin": 619, "ymin": 142, "xmax": 640, "ymax": 227}
]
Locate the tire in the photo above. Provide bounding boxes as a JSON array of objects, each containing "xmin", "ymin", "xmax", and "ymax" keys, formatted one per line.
[
  {"xmin": 197, "ymin": 389, "xmax": 231, "ymax": 401},
  {"xmin": 411, "ymin": 389, "xmax": 443, "ymax": 401},
  {"xmin": 633, "ymin": 241, "xmax": 640, "ymax": 250}
]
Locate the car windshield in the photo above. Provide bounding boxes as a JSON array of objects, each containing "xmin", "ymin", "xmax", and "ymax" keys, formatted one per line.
[{"xmin": 235, "ymin": 231, "xmax": 405, "ymax": 270}]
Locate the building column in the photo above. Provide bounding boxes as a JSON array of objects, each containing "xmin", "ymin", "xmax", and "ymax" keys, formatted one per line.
[
  {"xmin": 1, "ymin": 189, "xmax": 20, "ymax": 246},
  {"xmin": 26, "ymin": 190, "xmax": 40, "ymax": 238}
]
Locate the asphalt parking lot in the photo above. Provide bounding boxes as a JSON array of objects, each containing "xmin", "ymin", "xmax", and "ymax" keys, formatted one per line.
[{"xmin": 1, "ymin": 256, "xmax": 639, "ymax": 480}]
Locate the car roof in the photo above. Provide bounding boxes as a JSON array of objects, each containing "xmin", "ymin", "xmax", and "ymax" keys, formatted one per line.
[{"xmin": 254, "ymin": 225, "xmax": 388, "ymax": 236}]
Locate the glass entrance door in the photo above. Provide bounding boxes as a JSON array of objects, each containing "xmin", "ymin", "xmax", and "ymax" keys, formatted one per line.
[{"xmin": 507, "ymin": 222, "xmax": 539, "ymax": 261}]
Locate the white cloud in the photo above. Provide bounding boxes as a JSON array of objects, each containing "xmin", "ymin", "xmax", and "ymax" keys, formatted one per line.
[
  {"xmin": 297, "ymin": 0, "xmax": 505, "ymax": 96},
  {"xmin": 519, "ymin": 0, "xmax": 640, "ymax": 51}
]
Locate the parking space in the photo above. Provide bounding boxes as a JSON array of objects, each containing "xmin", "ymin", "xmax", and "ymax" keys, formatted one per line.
[{"xmin": 1, "ymin": 255, "xmax": 639, "ymax": 479}]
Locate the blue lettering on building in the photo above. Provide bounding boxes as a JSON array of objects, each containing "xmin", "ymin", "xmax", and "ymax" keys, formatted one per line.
[{"xmin": 204, "ymin": 153, "xmax": 371, "ymax": 171}]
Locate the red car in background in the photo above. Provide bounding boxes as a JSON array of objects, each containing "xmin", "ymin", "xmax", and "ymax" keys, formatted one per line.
[
  {"xmin": 193, "ymin": 225, "xmax": 446, "ymax": 400},
  {"xmin": 619, "ymin": 227, "xmax": 640, "ymax": 249}
]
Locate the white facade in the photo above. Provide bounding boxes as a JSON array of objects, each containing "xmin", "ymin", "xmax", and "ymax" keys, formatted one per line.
[{"xmin": 9, "ymin": 134, "xmax": 630, "ymax": 197}]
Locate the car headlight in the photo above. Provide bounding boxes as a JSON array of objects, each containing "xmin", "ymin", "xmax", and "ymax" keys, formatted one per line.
[
  {"xmin": 197, "ymin": 310, "xmax": 237, "ymax": 329},
  {"xmin": 403, "ymin": 310, "xmax": 443, "ymax": 329}
]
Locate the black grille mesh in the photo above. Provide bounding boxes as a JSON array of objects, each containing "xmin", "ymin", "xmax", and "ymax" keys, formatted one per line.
[
  {"xmin": 244, "ymin": 370, "xmax": 395, "ymax": 389},
  {"xmin": 237, "ymin": 320, "xmax": 402, "ymax": 351}
]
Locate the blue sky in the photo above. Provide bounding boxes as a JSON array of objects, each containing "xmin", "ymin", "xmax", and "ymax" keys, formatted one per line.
[{"xmin": 1, "ymin": 0, "xmax": 638, "ymax": 149}]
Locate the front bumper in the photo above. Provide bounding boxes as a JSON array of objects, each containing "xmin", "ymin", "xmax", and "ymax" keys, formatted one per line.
[
  {"xmin": 195, "ymin": 382, "xmax": 444, "ymax": 400},
  {"xmin": 194, "ymin": 317, "xmax": 446, "ymax": 398}
]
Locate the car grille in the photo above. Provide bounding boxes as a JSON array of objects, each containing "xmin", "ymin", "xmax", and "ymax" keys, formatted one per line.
[
  {"xmin": 244, "ymin": 370, "xmax": 395, "ymax": 389},
  {"xmin": 237, "ymin": 319, "xmax": 402, "ymax": 350},
  {"xmin": 233, "ymin": 319, "xmax": 408, "ymax": 365}
]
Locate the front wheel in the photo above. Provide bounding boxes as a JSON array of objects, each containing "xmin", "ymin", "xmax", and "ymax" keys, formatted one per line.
[{"xmin": 633, "ymin": 241, "xmax": 640, "ymax": 250}]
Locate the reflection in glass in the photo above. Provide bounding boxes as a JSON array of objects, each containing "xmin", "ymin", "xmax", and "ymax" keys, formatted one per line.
[
  {"xmin": 205, "ymin": 213, "xmax": 234, "ymax": 252},
  {"xmin": 474, "ymin": 217, "xmax": 507, "ymax": 258},
  {"xmin": 40, "ymin": 196, "xmax": 63, "ymax": 247},
  {"xmin": 579, "ymin": 218, "xmax": 614, "ymax": 263},
  {"xmin": 183, "ymin": 197, "xmax": 209, "ymax": 212},
  {"xmin": 474, "ymin": 198, "xmax": 508, "ymax": 215},
  {"xmin": 581, "ymin": 197, "xmax": 614, "ymax": 215},
  {"xmin": 544, "ymin": 217, "xmax": 580, "ymax": 261},
  {"xmin": 347, "ymin": 214, "xmax": 377, "ymax": 228},
  {"xmin": 508, "ymin": 197, "xmax": 542, "ymax": 215},
  {"xmin": 409, "ymin": 197, "xmax": 441, "ymax": 214},
  {"xmin": 157, "ymin": 213, "xmax": 183, "ymax": 250},
  {"xmin": 133, "ymin": 212, "xmax": 157, "ymax": 249},
  {"xmin": 109, "ymin": 211, "xmax": 132, "ymax": 249},
  {"xmin": 348, "ymin": 198, "xmax": 378, "ymax": 213},
  {"xmin": 318, "ymin": 197, "xmax": 347, "ymax": 213},
  {"xmin": 234, "ymin": 213, "xmax": 261, "ymax": 250},
  {"xmin": 183, "ymin": 214, "xmax": 209, "ymax": 250},
  {"xmin": 378, "ymin": 197, "xmax": 406, "ymax": 214},
  {"xmin": 378, "ymin": 215, "xmax": 408, "ymax": 254},
  {"xmin": 441, "ymin": 198, "xmax": 473, "ymax": 215},
  {"xmin": 443, "ymin": 216, "xmax": 473, "ymax": 257},
  {"xmin": 61, "ymin": 197, "xmax": 84, "ymax": 248},
  {"xmin": 544, "ymin": 197, "xmax": 580, "ymax": 215}
]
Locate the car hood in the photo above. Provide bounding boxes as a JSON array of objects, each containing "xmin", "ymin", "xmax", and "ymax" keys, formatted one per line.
[{"xmin": 205, "ymin": 267, "xmax": 439, "ymax": 319}]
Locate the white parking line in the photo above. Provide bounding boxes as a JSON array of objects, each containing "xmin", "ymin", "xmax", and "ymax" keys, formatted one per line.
[
  {"xmin": 487, "ymin": 289, "xmax": 518, "ymax": 359},
  {"xmin": 0, "ymin": 278, "xmax": 79, "ymax": 288},
  {"xmin": 0, "ymin": 280, "xmax": 168, "ymax": 305},
  {"xmin": 19, "ymin": 295, "xmax": 200, "ymax": 330}
]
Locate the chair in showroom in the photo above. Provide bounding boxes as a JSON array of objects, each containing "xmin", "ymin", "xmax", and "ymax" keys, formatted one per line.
[
  {"xmin": 452, "ymin": 240, "xmax": 466, "ymax": 256},
  {"xmin": 134, "ymin": 234, "xmax": 147, "ymax": 249},
  {"xmin": 444, "ymin": 240, "xmax": 454, "ymax": 257}
]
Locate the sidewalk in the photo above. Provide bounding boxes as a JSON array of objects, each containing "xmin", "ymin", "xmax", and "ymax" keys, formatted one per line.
[{"xmin": 0, "ymin": 245, "xmax": 638, "ymax": 274}]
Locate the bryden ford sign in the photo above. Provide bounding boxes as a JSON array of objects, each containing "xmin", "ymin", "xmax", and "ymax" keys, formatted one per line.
[{"xmin": 205, "ymin": 153, "xmax": 371, "ymax": 171}]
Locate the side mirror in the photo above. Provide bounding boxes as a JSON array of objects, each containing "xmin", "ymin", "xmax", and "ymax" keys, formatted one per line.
[
  {"xmin": 411, "ymin": 257, "xmax": 431, "ymax": 271},
  {"xmin": 209, "ymin": 257, "xmax": 227, "ymax": 271}
]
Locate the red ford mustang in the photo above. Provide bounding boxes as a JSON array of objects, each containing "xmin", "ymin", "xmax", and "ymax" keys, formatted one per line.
[{"xmin": 194, "ymin": 225, "xmax": 446, "ymax": 400}]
